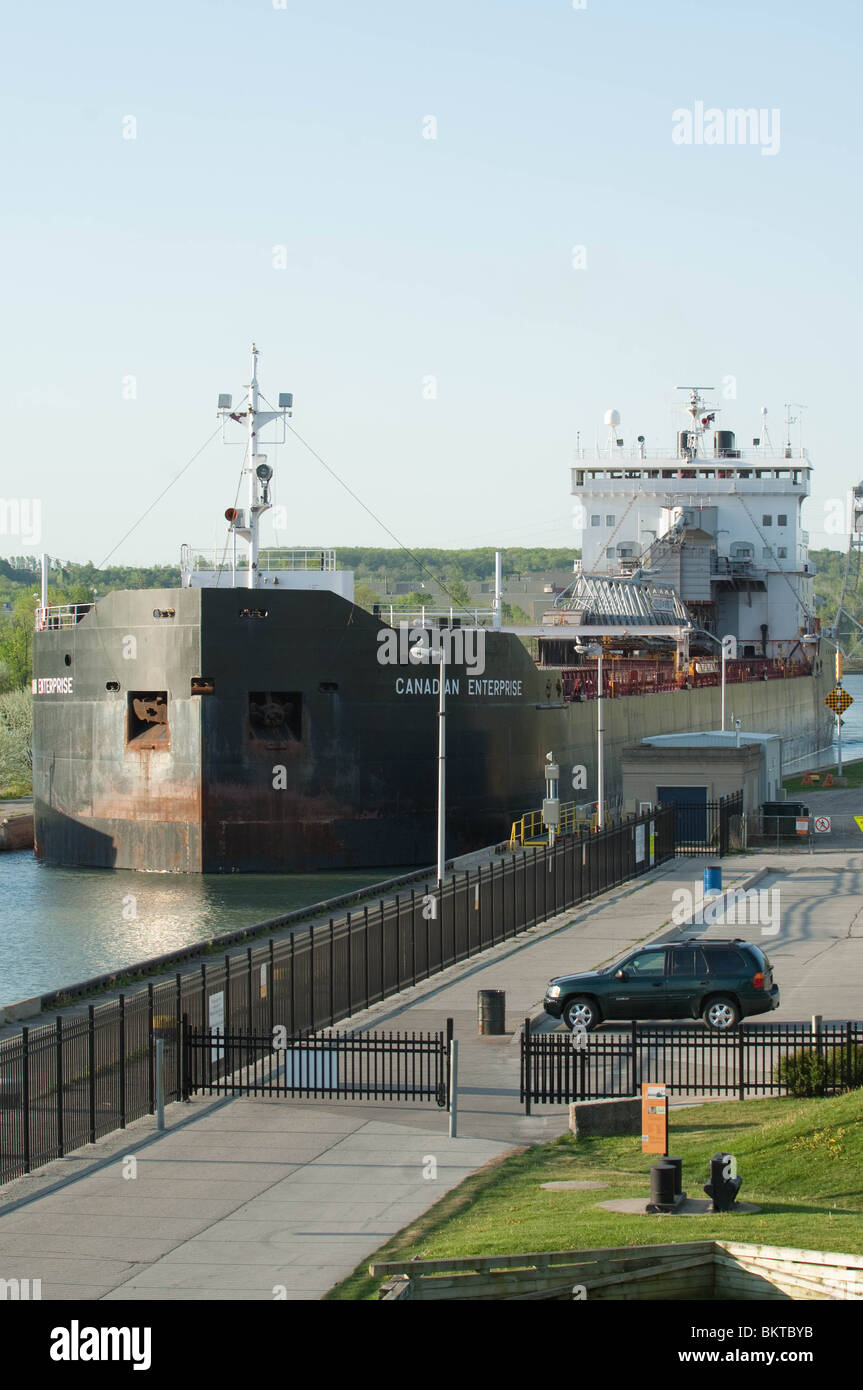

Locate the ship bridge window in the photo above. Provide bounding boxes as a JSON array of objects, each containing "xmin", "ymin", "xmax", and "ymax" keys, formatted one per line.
[
  {"xmin": 239, "ymin": 608, "xmax": 268, "ymax": 619},
  {"xmin": 152, "ymin": 609, "xmax": 175, "ymax": 619},
  {"xmin": 127, "ymin": 691, "xmax": 169, "ymax": 750},
  {"xmin": 191, "ymin": 676, "xmax": 215, "ymax": 695},
  {"xmin": 249, "ymin": 691, "xmax": 302, "ymax": 744}
]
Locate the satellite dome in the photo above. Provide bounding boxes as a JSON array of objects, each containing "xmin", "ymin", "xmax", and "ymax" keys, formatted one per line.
[{"xmin": 604, "ymin": 408, "xmax": 621, "ymax": 427}]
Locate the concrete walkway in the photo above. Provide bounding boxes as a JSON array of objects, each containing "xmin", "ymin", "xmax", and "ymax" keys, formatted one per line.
[{"xmin": 0, "ymin": 852, "xmax": 822, "ymax": 1300}]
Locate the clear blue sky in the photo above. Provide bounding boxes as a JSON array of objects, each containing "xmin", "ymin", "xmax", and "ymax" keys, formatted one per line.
[{"xmin": 2, "ymin": 0, "xmax": 859, "ymax": 566}]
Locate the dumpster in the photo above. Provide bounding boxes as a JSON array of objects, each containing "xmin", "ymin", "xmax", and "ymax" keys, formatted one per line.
[{"xmin": 762, "ymin": 800, "xmax": 809, "ymax": 839}]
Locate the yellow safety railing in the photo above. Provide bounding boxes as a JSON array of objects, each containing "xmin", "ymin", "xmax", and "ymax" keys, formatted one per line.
[{"xmin": 509, "ymin": 801, "xmax": 584, "ymax": 849}]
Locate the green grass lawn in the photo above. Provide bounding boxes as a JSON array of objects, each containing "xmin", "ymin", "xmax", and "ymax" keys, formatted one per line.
[
  {"xmin": 325, "ymin": 1089, "xmax": 863, "ymax": 1300},
  {"xmin": 783, "ymin": 757, "xmax": 863, "ymax": 794}
]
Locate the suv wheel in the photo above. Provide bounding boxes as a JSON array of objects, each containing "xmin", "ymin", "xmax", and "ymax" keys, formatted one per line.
[
  {"xmin": 703, "ymin": 995, "xmax": 741, "ymax": 1031},
  {"xmin": 562, "ymin": 996, "xmax": 600, "ymax": 1031}
]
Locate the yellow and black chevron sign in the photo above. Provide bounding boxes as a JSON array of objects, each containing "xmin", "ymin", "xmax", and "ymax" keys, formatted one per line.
[{"xmin": 825, "ymin": 684, "xmax": 854, "ymax": 715}]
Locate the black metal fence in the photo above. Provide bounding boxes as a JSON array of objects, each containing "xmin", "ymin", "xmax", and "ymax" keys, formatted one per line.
[
  {"xmin": 521, "ymin": 1020, "xmax": 863, "ymax": 1111},
  {"xmin": 667, "ymin": 792, "xmax": 744, "ymax": 857},
  {"xmin": 184, "ymin": 1018, "xmax": 452, "ymax": 1107},
  {"xmin": 0, "ymin": 804, "xmax": 674, "ymax": 1184}
]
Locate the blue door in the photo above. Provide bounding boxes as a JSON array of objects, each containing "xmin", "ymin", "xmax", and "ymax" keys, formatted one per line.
[{"xmin": 657, "ymin": 785, "xmax": 708, "ymax": 845}]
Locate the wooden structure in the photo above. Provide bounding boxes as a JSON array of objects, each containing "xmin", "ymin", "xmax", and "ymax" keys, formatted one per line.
[{"xmin": 373, "ymin": 1240, "xmax": 863, "ymax": 1301}]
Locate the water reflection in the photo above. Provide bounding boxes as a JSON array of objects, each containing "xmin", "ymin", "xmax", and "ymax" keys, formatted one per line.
[{"xmin": 0, "ymin": 857, "xmax": 405, "ymax": 1002}]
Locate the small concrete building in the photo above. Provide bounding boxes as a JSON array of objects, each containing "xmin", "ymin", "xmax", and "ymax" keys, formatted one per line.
[{"xmin": 621, "ymin": 731, "xmax": 782, "ymax": 818}]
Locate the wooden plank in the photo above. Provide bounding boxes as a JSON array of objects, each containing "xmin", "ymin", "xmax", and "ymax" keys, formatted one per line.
[
  {"xmin": 583, "ymin": 1255, "xmax": 713, "ymax": 1292},
  {"xmin": 732, "ymin": 1256, "xmax": 863, "ymax": 1284},
  {"xmin": 412, "ymin": 1254, "xmax": 714, "ymax": 1300},
  {"xmin": 714, "ymin": 1258, "xmax": 855, "ymax": 1300},
  {"xmin": 715, "ymin": 1252, "xmax": 863, "ymax": 1293},
  {"xmin": 371, "ymin": 1240, "xmax": 712, "ymax": 1276},
  {"xmin": 717, "ymin": 1251, "xmax": 863, "ymax": 1273}
]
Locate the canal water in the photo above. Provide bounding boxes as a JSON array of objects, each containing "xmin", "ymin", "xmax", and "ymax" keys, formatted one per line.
[
  {"xmin": 0, "ymin": 859, "xmax": 404, "ymax": 1004},
  {"xmin": 833, "ymin": 673, "xmax": 863, "ymax": 761}
]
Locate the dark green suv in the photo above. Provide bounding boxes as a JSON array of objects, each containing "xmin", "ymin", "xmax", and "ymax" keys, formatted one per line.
[{"xmin": 543, "ymin": 939, "xmax": 780, "ymax": 1032}]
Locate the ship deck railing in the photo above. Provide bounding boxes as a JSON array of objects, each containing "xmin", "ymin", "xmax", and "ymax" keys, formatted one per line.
[
  {"xmin": 536, "ymin": 658, "xmax": 814, "ymax": 702},
  {"xmin": 571, "ymin": 446, "xmax": 809, "ymax": 463},
  {"xmin": 375, "ymin": 605, "xmax": 498, "ymax": 628},
  {"xmin": 35, "ymin": 603, "xmax": 93, "ymax": 631},
  {"xmin": 179, "ymin": 545, "xmax": 337, "ymax": 576}
]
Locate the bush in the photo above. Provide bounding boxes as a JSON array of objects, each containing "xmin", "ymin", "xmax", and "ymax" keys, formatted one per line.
[
  {"xmin": 828, "ymin": 1044, "xmax": 863, "ymax": 1090},
  {"xmin": 0, "ymin": 687, "xmax": 32, "ymax": 794},
  {"xmin": 775, "ymin": 1044, "xmax": 863, "ymax": 1097},
  {"xmin": 775, "ymin": 1050, "xmax": 831, "ymax": 1097}
]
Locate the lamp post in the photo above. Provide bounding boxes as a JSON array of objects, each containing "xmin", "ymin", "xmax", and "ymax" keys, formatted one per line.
[
  {"xmin": 688, "ymin": 628, "xmax": 735, "ymax": 732},
  {"xmin": 436, "ymin": 644, "xmax": 446, "ymax": 883},
  {"xmin": 576, "ymin": 642, "xmax": 604, "ymax": 829}
]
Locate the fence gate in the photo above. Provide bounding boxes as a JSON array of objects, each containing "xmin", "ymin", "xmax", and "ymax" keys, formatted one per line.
[
  {"xmin": 182, "ymin": 1016, "xmax": 452, "ymax": 1107},
  {"xmin": 667, "ymin": 791, "xmax": 744, "ymax": 856}
]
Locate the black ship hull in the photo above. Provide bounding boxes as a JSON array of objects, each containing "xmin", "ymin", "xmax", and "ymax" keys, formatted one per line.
[{"xmin": 32, "ymin": 589, "xmax": 834, "ymax": 872}]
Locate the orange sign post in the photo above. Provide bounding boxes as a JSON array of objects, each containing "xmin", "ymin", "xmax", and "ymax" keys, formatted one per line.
[{"xmin": 641, "ymin": 1082, "xmax": 669, "ymax": 1155}]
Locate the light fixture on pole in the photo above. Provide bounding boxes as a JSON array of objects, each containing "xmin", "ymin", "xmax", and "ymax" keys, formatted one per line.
[
  {"xmin": 688, "ymin": 628, "xmax": 735, "ymax": 731},
  {"xmin": 575, "ymin": 642, "xmax": 604, "ymax": 829}
]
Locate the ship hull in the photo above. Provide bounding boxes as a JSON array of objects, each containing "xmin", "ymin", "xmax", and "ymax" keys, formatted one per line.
[{"xmin": 32, "ymin": 589, "xmax": 835, "ymax": 872}]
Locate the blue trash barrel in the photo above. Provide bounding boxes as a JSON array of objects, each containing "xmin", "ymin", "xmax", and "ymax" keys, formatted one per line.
[{"xmin": 704, "ymin": 865, "xmax": 722, "ymax": 894}]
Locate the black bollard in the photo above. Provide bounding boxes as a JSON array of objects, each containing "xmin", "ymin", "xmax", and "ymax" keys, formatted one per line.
[
  {"xmin": 649, "ymin": 1163, "xmax": 677, "ymax": 1210},
  {"xmin": 704, "ymin": 1152, "xmax": 742, "ymax": 1212},
  {"xmin": 662, "ymin": 1155, "xmax": 683, "ymax": 1197}
]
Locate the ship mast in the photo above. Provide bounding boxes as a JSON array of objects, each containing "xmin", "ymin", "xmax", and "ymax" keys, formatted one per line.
[
  {"xmin": 247, "ymin": 344, "xmax": 264, "ymax": 589},
  {"xmin": 218, "ymin": 344, "xmax": 293, "ymax": 589},
  {"xmin": 675, "ymin": 385, "xmax": 716, "ymax": 459}
]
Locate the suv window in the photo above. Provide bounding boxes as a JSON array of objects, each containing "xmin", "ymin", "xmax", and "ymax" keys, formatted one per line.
[
  {"xmin": 704, "ymin": 945, "xmax": 747, "ymax": 973},
  {"xmin": 625, "ymin": 949, "xmax": 667, "ymax": 976},
  {"xmin": 670, "ymin": 946, "xmax": 708, "ymax": 977}
]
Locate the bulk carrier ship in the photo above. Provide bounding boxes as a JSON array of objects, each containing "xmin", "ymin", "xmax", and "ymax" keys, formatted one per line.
[{"xmin": 32, "ymin": 353, "xmax": 834, "ymax": 873}]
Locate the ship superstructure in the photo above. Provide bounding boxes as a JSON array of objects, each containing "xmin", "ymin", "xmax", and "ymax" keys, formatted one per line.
[{"xmin": 565, "ymin": 388, "xmax": 814, "ymax": 660}]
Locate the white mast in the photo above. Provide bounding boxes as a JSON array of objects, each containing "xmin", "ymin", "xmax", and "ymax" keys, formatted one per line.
[
  {"xmin": 217, "ymin": 344, "xmax": 293, "ymax": 589},
  {"xmin": 676, "ymin": 385, "xmax": 715, "ymax": 458},
  {"xmin": 247, "ymin": 344, "xmax": 263, "ymax": 589}
]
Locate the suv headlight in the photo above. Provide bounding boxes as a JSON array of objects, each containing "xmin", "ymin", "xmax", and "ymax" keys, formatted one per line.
[{"xmin": 547, "ymin": 984, "xmax": 561, "ymax": 998}]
